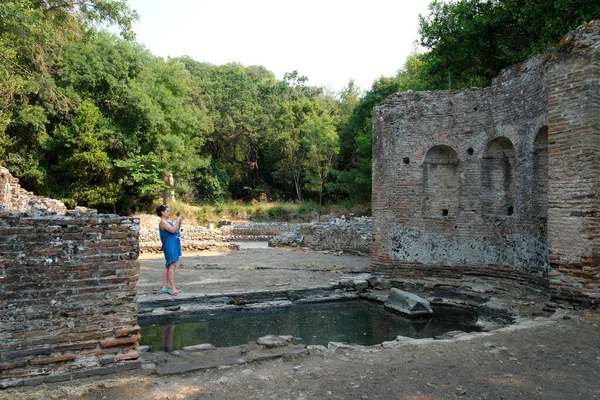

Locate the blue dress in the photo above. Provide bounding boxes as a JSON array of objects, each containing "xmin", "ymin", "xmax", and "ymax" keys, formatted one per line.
[{"xmin": 159, "ymin": 221, "xmax": 181, "ymax": 267}]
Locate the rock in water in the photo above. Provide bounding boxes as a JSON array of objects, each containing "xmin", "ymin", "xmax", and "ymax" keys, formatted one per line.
[{"xmin": 384, "ymin": 288, "xmax": 433, "ymax": 317}]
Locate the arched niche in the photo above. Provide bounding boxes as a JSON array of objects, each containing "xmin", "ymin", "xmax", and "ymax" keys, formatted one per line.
[
  {"xmin": 422, "ymin": 145, "xmax": 459, "ymax": 217},
  {"xmin": 532, "ymin": 126, "xmax": 548, "ymax": 219},
  {"xmin": 481, "ymin": 137, "xmax": 515, "ymax": 217}
]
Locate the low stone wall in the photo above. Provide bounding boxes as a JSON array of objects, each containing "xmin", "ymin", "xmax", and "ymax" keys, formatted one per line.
[
  {"xmin": 269, "ymin": 218, "xmax": 372, "ymax": 256},
  {"xmin": 0, "ymin": 209, "xmax": 141, "ymax": 388},
  {"xmin": 141, "ymin": 219, "xmax": 372, "ymax": 256},
  {"xmin": 221, "ymin": 222, "xmax": 295, "ymax": 242},
  {"xmin": 139, "ymin": 225, "xmax": 233, "ymax": 253},
  {"xmin": 139, "ymin": 222, "xmax": 295, "ymax": 253}
]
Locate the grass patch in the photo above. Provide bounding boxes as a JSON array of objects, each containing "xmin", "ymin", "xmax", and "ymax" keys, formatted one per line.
[{"xmin": 147, "ymin": 200, "xmax": 369, "ymax": 226}]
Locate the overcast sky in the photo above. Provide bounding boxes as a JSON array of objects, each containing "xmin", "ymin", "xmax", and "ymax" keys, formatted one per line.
[{"xmin": 124, "ymin": 0, "xmax": 433, "ymax": 92}]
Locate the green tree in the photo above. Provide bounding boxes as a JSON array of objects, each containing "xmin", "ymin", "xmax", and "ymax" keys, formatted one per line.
[
  {"xmin": 185, "ymin": 61, "xmax": 287, "ymax": 200},
  {"xmin": 302, "ymin": 114, "xmax": 339, "ymax": 208},
  {"xmin": 44, "ymin": 100, "xmax": 117, "ymax": 209},
  {"xmin": 0, "ymin": 0, "xmax": 137, "ymax": 133},
  {"xmin": 115, "ymin": 153, "xmax": 165, "ymax": 212},
  {"xmin": 58, "ymin": 34, "xmax": 208, "ymax": 209},
  {"xmin": 418, "ymin": 0, "xmax": 600, "ymax": 89},
  {"xmin": 266, "ymin": 100, "xmax": 324, "ymax": 202},
  {"xmin": 0, "ymin": 0, "xmax": 136, "ymax": 193}
]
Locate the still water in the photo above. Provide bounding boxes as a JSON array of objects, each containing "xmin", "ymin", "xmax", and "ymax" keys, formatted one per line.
[{"xmin": 139, "ymin": 300, "xmax": 481, "ymax": 351}]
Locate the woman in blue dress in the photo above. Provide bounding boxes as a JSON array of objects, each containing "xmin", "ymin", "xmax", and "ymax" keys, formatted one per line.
[{"xmin": 156, "ymin": 204, "xmax": 184, "ymax": 296}]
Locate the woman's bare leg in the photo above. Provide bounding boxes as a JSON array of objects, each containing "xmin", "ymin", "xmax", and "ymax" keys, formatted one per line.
[
  {"xmin": 167, "ymin": 262, "xmax": 177, "ymax": 292},
  {"xmin": 162, "ymin": 267, "xmax": 168, "ymax": 289}
]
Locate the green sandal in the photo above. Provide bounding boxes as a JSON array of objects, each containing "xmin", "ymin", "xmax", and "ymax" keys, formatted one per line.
[{"xmin": 161, "ymin": 287, "xmax": 174, "ymax": 296}]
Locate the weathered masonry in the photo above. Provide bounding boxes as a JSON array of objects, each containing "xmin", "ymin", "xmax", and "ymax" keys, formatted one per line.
[
  {"xmin": 372, "ymin": 21, "xmax": 599, "ymax": 306},
  {"xmin": 0, "ymin": 167, "xmax": 141, "ymax": 387}
]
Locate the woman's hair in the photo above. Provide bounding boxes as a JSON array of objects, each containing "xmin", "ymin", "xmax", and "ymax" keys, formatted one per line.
[{"xmin": 156, "ymin": 204, "xmax": 168, "ymax": 217}]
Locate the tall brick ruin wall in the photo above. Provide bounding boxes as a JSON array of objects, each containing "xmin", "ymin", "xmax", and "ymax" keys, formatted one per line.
[
  {"xmin": 372, "ymin": 21, "xmax": 599, "ymax": 306},
  {"xmin": 0, "ymin": 166, "xmax": 141, "ymax": 387},
  {"xmin": 546, "ymin": 23, "xmax": 600, "ymax": 303}
]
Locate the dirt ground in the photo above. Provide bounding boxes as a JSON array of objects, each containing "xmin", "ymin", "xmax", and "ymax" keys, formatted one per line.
[{"xmin": 3, "ymin": 246, "xmax": 600, "ymax": 400}]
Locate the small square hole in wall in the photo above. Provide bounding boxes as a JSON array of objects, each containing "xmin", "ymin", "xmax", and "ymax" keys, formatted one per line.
[
  {"xmin": 467, "ymin": 148, "xmax": 474, "ymax": 155},
  {"xmin": 403, "ymin": 157, "xmax": 410, "ymax": 165},
  {"xmin": 507, "ymin": 206, "xmax": 513, "ymax": 216},
  {"xmin": 442, "ymin": 209, "xmax": 449, "ymax": 216}
]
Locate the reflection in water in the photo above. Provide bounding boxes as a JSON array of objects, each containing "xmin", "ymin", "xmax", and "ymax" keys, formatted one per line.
[
  {"xmin": 161, "ymin": 324, "xmax": 175, "ymax": 352},
  {"xmin": 139, "ymin": 300, "xmax": 480, "ymax": 351}
]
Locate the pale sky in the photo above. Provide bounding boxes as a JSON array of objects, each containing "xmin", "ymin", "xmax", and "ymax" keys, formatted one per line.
[{"xmin": 124, "ymin": 0, "xmax": 433, "ymax": 92}]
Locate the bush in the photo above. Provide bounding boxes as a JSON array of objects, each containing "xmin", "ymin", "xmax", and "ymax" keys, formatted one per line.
[
  {"xmin": 267, "ymin": 205, "xmax": 289, "ymax": 219},
  {"xmin": 298, "ymin": 200, "xmax": 319, "ymax": 215}
]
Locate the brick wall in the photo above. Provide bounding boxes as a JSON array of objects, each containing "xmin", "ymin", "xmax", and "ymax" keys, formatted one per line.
[
  {"xmin": 546, "ymin": 21, "xmax": 600, "ymax": 304},
  {"xmin": 372, "ymin": 21, "xmax": 599, "ymax": 306},
  {"xmin": 0, "ymin": 210, "xmax": 141, "ymax": 387}
]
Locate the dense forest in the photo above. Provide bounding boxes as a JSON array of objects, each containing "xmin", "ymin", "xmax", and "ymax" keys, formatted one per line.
[{"xmin": 1, "ymin": 0, "xmax": 597, "ymax": 214}]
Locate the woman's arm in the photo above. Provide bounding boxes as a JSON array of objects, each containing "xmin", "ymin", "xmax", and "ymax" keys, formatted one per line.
[{"xmin": 159, "ymin": 215, "xmax": 184, "ymax": 234}]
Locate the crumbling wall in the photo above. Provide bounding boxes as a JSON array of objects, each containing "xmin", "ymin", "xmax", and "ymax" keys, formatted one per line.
[
  {"xmin": 0, "ymin": 209, "xmax": 141, "ymax": 388},
  {"xmin": 0, "ymin": 165, "xmax": 66, "ymax": 214},
  {"xmin": 0, "ymin": 163, "xmax": 142, "ymax": 387},
  {"xmin": 269, "ymin": 218, "xmax": 372, "ymax": 256},
  {"xmin": 372, "ymin": 21, "xmax": 599, "ymax": 306}
]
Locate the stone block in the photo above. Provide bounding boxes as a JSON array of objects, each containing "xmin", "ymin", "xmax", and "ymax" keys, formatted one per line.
[
  {"xmin": 256, "ymin": 335, "xmax": 293, "ymax": 348},
  {"xmin": 384, "ymin": 288, "xmax": 433, "ymax": 317}
]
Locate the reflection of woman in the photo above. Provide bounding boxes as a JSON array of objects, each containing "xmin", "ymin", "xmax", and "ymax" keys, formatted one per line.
[
  {"xmin": 161, "ymin": 324, "xmax": 175, "ymax": 353},
  {"xmin": 156, "ymin": 204, "xmax": 183, "ymax": 296}
]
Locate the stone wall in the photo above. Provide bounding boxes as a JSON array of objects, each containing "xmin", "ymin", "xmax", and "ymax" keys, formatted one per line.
[
  {"xmin": 269, "ymin": 218, "xmax": 372, "ymax": 256},
  {"xmin": 0, "ymin": 210, "xmax": 141, "ymax": 387},
  {"xmin": 139, "ymin": 222, "xmax": 292, "ymax": 253},
  {"xmin": 139, "ymin": 226, "xmax": 230, "ymax": 253},
  {"xmin": 0, "ymin": 165, "xmax": 67, "ymax": 214},
  {"xmin": 372, "ymin": 21, "xmax": 599, "ymax": 306},
  {"xmin": 221, "ymin": 222, "xmax": 295, "ymax": 242}
]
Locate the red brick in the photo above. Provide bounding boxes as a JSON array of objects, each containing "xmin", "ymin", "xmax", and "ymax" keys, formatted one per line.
[
  {"xmin": 114, "ymin": 350, "xmax": 139, "ymax": 362},
  {"xmin": 114, "ymin": 326, "xmax": 141, "ymax": 338},
  {"xmin": 100, "ymin": 333, "xmax": 141, "ymax": 348},
  {"xmin": 30, "ymin": 354, "xmax": 76, "ymax": 365}
]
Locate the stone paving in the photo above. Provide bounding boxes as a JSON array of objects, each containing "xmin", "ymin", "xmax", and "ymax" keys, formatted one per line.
[{"xmin": 136, "ymin": 244, "xmax": 372, "ymax": 314}]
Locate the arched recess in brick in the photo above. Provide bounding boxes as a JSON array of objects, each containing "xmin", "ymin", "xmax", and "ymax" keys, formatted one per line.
[
  {"xmin": 422, "ymin": 145, "xmax": 459, "ymax": 217},
  {"xmin": 481, "ymin": 137, "xmax": 515, "ymax": 217},
  {"xmin": 532, "ymin": 126, "xmax": 548, "ymax": 219}
]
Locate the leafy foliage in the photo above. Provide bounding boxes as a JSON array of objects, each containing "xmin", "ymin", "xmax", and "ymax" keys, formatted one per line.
[{"xmin": 418, "ymin": 0, "xmax": 600, "ymax": 89}]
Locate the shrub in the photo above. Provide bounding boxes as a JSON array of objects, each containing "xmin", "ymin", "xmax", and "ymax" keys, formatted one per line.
[{"xmin": 267, "ymin": 205, "xmax": 289, "ymax": 220}]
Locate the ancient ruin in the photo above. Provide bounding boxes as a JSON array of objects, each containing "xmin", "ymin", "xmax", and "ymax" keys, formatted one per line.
[
  {"xmin": 372, "ymin": 21, "xmax": 599, "ymax": 306},
  {"xmin": 1, "ymin": 20, "xmax": 599, "ymax": 391},
  {"xmin": 0, "ymin": 165, "xmax": 66, "ymax": 214},
  {"xmin": 0, "ymin": 167, "xmax": 141, "ymax": 387}
]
